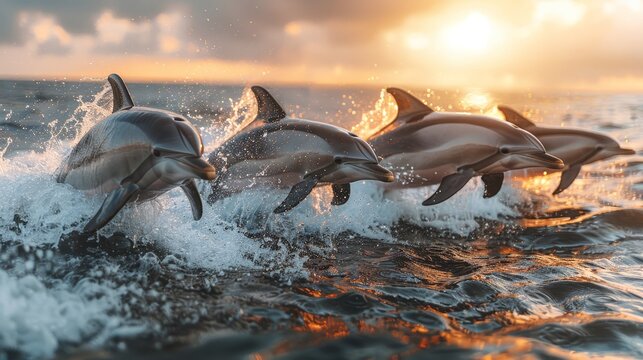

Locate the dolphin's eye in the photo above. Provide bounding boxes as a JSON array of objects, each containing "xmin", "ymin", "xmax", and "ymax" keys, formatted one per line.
[
  {"xmin": 334, "ymin": 157, "xmax": 343, "ymax": 164},
  {"xmin": 153, "ymin": 149, "xmax": 161, "ymax": 157},
  {"xmin": 500, "ymin": 147, "xmax": 510, "ymax": 154},
  {"xmin": 596, "ymin": 145, "xmax": 604, "ymax": 151}
]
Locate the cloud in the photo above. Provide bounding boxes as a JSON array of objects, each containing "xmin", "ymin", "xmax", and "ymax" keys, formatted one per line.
[
  {"xmin": 0, "ymin": 1, "xmax": 438, "ymax": 60},
  {"xmin": 0, "ymin": 0, "xmax": 642, "ymax": 90}
]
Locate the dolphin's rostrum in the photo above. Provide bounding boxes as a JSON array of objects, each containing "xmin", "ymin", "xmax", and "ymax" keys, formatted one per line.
[
  {"xmin": 207, "ymin": 86, "xmax": 394, "ymax": 213},
  {"xmin": 56, "ymin": 74, "xmax": 216, "ymax": 233},
  {"xmin": 498, "ymin": 106, "xmax": 635, "ymax": 194},
  {"xmin": 368, "ymin": 88, "xmax": 565, "ymax": 205}
]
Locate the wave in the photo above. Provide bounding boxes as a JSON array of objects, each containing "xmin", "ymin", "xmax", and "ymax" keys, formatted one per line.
[{"xmin": 1, "ymin": 83, "xmax": 641, "ymax": 359}]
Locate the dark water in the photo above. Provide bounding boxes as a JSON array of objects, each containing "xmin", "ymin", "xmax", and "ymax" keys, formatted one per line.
[{"xmin": 0, "ymin": 80, "xmax": 641, "ymax": 359}]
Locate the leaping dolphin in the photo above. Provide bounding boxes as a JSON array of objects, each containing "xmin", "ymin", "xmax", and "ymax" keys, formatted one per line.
[
  {"xmin": 56, "ymin": 74, "xmax": 216, "ymax": 233},
  {"xmin": 498, "ymin": 106, "xmax": 635, "ymax": 194},
  {"xmin": 207, "ymin": 86, "xmax": 394, "ymax": 213},
  {"xmin": 368, "ymin": 88, "xmax": 564, "ymax": 205}
]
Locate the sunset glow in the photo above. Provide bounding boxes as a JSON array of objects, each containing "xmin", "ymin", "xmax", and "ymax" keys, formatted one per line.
[
  {"xmin": 441, "ymin": 13, "xmax": 493, "ymax": 53},
  {"xmin": 1, "ymin": 0, "xmax": 642, "ymax": 91}
]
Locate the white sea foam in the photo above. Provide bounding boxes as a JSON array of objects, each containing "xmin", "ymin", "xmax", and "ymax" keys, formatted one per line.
[
  {"xmin": 0, "ymin": 84, "xmax": 280, "ymax": 358},
  {"xmin": 0, "ymin": 83, "xmax": 548, "ymax": 358},
  {"xmin": 0, "ymin": 269, "xmax": 144, "ymax": 359},
  {"xmin": 208, "ymin": 177, "xmax": 522, "ymax": 241},
  {"xmin": 0, "ymin": 82, "xmax": 535, "ymax": 277}
]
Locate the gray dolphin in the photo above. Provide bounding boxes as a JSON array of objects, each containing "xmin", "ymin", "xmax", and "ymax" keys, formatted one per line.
[
  {"xmin": 368, "ymin": 88, "xmax": 564, "ymax": 205},
  {"xmin": 207, "ymin": 86, "xmax": 394, "ymax": 213},
  {"xmin": 498, "ymin": 106, "xmax": 635, "ymax": 194},
  {"xmin": 56, "ymin": 74, "xmax": 216, "ymax": 233}
]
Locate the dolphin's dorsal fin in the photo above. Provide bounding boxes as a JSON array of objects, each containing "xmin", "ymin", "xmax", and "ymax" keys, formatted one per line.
[
  {"xmin": 366, "ymin": 88, "xmax": 432, "ymax": 139},
  {"xmin": 107, "ymin": 74, "xmax": 135, "ymax": 113},
  {"xmin": 497, "ymin": 106, "xmax": 537, "ymax": 130},
  {"xmin": 251, "ymin": 86, "xmax": 286, "ymax": 123},
  {"xmin": 387, "ymin": 88, "xmax": 433, "ymax": 123}
]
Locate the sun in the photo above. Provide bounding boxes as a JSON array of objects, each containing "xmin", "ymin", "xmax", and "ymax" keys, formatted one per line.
[{"xmin": 441, "ymin": 12, "xmax": 493, "ymax": 53}]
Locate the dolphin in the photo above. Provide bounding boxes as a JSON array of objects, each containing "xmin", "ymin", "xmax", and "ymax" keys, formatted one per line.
[
  {"xmin": 207, "ymin": 86, "xmax": 394, "ymax": 213},
  {"xmin": 498, "ymin": 106, "xmax": 636, "ymax": 194},
  {"xmin": 56, "ymin": 74, "xmax": 216, "ymax": 233},
  {"xmin": 368, "ymin": 88, "xmax": 564, "ymax": 205}
]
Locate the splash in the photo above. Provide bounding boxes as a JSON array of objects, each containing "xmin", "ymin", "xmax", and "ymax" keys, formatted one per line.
[
  {"xmin": 202, "ymin": 86, "xmax": 257, "ymax": 152},
  {"xmin": 211, "ymin": 180, "xmax": 522, "ymax": 240},
  {"xmin": 0, "ymin": 137, "xmax": 12, "ymax": 160},
  {"xmin": 46, "ymin": 83, "xmax": 113, "ymax": 153},
  {"xmin": 2, "ymin": 81, "xmax": 641, "ymax": 359},
  {"xmin": 350, "ymin": 89, "xmax": 398, "ymax": 140},
  {"xmin": 0, "ymin": 84, "xmax": 308, "ymax": 275},
  {"xmin": 0, "ymin": 83, "xmax": 316, "ymax": 357}
]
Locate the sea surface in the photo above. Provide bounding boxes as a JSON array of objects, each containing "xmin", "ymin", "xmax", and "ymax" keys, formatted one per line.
[{"xmin": 0, "ymin": 80, "xmax": 641, "ymax": 359}]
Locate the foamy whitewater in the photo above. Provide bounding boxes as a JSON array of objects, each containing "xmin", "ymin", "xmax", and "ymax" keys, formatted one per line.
[{"xmin": 0, "ymin": 81, "xmax": 641, "ymax": 359}]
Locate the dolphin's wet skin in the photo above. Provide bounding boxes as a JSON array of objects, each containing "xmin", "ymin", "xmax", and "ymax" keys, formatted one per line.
[{"xmin": 0, "ymin": 81, "xmax": 641, "ymax": 359}]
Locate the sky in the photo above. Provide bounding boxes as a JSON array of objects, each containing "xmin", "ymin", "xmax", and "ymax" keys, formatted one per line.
[{"xmin": 0, "ymin": 0, "xmax": 642, "ymax": 91}]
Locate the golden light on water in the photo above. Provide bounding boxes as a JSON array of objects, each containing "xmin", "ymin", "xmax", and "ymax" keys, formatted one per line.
[
  {"xmin": 517, "ymin": 173, "xmax": 559, "ymax": 194},
  {"xmin": 261, "ymin": 240, "xmax": 643, "ymax": 359},
  {"xmin": 459, "ymin": 90, "xmax": 491, "ymax": 111},
  {"xmin": 310, "ymin": 186, "xmax": 334, "ymax": 215}
]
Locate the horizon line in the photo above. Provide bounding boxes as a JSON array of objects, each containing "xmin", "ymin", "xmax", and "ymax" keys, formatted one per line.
[{"xmin": 2, "ymin": 75, "xmax": 643, "ymax": 95}]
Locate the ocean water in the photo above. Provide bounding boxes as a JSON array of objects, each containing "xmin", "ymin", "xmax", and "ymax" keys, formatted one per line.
[{"xmin": 0, "ymin": 79, "xmax": 641, "ymax": 359}]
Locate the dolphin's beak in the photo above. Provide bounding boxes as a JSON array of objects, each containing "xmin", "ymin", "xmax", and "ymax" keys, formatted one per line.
[
  {"xmin": 352, "ymin": 162, "xmax": 395, "ymax": 182},
  {"xmin": 614, "ymin": 147, "xmax": 636, "ymax": 156},
  {"xmin": 518, "ymin": 152, "xmax": 565, "ymax": 170},
  {"xmin": 177, "ymin": 156, "xmax": 217, "ymax": 180}
]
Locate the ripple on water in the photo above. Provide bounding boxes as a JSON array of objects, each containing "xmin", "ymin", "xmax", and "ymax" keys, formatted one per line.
[
  {"xmin": 517, "ymin": 209, "xmax": 643, "ymax": 251},
  {"xmin": 1, "ymin": 83, "xmax": 642, "ymax": 359},
  {"xmin": 511, "ymin": 319, "xmax": 643, "ymax": 355},
  {"xmin": 533, "ymin": 280, "xmax": 620, "ymax": 313}
]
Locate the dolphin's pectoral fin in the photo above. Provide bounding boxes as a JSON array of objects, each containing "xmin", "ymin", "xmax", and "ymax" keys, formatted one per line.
[
  {"xmin": 274, "ymin": 177, "xmax": 318, "ymax": 213},
  {"xmin": 553, "ymin": 164, "xmax": 582, "ymax": 195},
  {"xmin": 107, "ymin": 74, "xmax": 135, "ymax": 112},
  {"xmin": 84, "ymin": 183, "xmax": 139, "ymax": 233},
  {"xmin": 181, "ymin": 179, "xmax": 203, "ymax": 220},
  {"xmin": 481, "ymin": 173, "xmax": 504, "ymax": 198},
  {"xmin": 331, "ymin": 184, "xmax": 351, "ymax": 206},
  {"xmin": 423, "ymin": 169, "xmax": 474, "ymax": 206}
]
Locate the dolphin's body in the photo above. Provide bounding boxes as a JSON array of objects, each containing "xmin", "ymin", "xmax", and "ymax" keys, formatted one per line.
[
  {"xmin": 368, "ymin": 88, "xmax": 564, "ymax": 205},
  {"xmin": 207, "ymin": 86, "xmax": 394, "ymax": 213},
  {"xmin": 498, "ymin": 106, "xmax": 635, "ymax": 194},
  {"xmin": 56, "ymin": 74, "xmax": 216, "ymax": 233}
]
